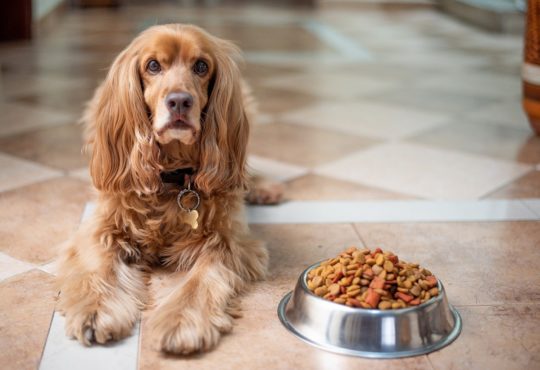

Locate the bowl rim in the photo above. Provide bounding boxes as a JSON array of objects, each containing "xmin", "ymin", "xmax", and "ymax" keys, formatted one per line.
[{"xmin": 301, "ymin": 260, "xmax": 445, "ymax": 314}]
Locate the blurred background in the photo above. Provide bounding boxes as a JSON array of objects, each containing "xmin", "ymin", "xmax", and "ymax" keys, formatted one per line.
[
  {"xmin": 0, "ymin": 0, "xmax": 537, "ymax": 203},
  {"xmin": 1, "ymin": 1, "xmax": 539, "ymax": 369}
]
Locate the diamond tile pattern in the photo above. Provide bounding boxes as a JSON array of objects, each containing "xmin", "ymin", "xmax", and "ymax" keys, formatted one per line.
[{"xmin": 0, "ymin": 2, "xmax": 538, "ymax": 370}]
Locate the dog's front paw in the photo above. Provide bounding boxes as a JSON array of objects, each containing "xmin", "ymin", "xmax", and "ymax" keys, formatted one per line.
[
  {"xmin": 151, "ymin": 306, "xmax": 233, "ymax": 354},
  {"xmin": 64, "ymin": 307, "xmax": 136, "ymax": 345}
]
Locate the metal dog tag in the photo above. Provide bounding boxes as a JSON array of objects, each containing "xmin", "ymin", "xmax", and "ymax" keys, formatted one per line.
[
  {"xmin": 177, "ymin": 181, "xmax": 201, "ymax": 230},
  {"xmin": 184, "ymin": 209, "xmax": 199, "ymax": 230}
]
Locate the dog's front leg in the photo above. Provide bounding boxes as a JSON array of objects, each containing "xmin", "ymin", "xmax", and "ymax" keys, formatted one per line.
[
  {"xmin": 150, "ymin": 236, "xmax": 267, "ymax": 355},
  {"xmin": 56, "ymin": 220, "xmax": 147, "ymax": 345},
  {"xmin": 149, "ymin": 254, "xmax": 239, "ymax": 354}
]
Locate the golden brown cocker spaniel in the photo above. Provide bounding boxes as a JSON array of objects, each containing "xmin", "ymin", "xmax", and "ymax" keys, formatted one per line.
[{"xmin": 56, "ymin": 24, "xmax": 280, "ymax": 354}]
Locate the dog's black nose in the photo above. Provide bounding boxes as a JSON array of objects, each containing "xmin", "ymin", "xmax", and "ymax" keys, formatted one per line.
[{"xmin": 166, "ymin": 92, "xmax": 193, "ymax": 114}]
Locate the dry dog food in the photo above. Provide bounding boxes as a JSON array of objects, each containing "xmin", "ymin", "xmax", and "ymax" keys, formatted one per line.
[{"xmin": 306, "ymin": 247, "xmax": 439, "ymax": 309}]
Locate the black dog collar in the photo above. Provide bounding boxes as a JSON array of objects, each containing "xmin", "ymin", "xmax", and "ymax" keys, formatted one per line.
[{"xmin": 160, "ymin": 168, "xmax": 195, "ymax": 186}]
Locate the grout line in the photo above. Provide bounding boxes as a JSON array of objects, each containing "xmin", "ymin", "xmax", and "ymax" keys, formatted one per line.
[
  {"xmin": 520, "ymin": 199, "xmax": 540, "ymax": 218},
  {"xmin": 38, "ymin": 309, "xmax": 57, "ymax": 370},
  {"xmin": 479, "ymin": 168, "xmax": 535, "ymax": 200},
  {"xmin": 426, "ymin": 354, "xmax": 437, "ymax": 370},
  {"xmin": 351, "ymin": 223, "xmax": 368, "ymax": 248}
]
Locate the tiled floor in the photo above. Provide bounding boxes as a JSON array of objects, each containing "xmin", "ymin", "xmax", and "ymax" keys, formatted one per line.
[{"xmin": 0, "ymin": 2, "xmax": 539, "ymax": 370}]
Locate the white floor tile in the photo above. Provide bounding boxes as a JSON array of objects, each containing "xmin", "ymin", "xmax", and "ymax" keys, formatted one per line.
[
  {"xmin": 248, "ymin": 155, "xmax": 309, "ymax": 182},
  {"xmin": 0, "ymin": 153, "xmax": 61, "ymax": 193},
  {"xmin": 315, "ymin": 142, "xmax": 532, "ymax": 199},
  {"xmin": 39, "ymin": 312, "xmax": 140, "ymax": 370},
  {"xmin": 464, "ymin": 100, "xmax": 531, "ymax": 130},
  {"xmin": 522, "ymin": 199, "xmax": 540, "ymax": 218},
  {"xmin": 82, "ymin": 202, "xmax": 96, "ymax": 222},
  {"xmin": 281, "ymin": 101, "xmax": 448, "ymax": 140},
  {"xmin": 418, "ymin": 72, "xmax": 521, "ymax": 99},
  {"xmin": 0, "ymin": 251, "xmax": 35, "ymax": 282},
  {"xmin": 247, "ymin": 199, "xmax": 539, "ymax": 224}
]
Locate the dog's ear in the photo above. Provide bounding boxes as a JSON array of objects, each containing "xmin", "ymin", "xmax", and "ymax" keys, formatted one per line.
[
  {"xmin": 88, "ymin": 41, "xmax": 160, "ymax": 195},
  {"xmin": 195, "ymin": 39, "xmax": 249, "ymax": 195}
]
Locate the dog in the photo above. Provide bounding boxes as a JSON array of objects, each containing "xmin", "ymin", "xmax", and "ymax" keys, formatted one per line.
[{"xmin": 56, "ymin": 24, "xmax": 281, "ymax": 354}]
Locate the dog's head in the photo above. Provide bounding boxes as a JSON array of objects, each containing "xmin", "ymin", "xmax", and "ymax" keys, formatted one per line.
[{"xmin": 89, "ymin": 24, "xmax": 249, "ymax": 196}]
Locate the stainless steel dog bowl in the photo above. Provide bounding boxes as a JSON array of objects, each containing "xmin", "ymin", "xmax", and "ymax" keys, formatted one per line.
[{"xmin": 278, "ymin": 262, "xmax": 462, "ymax": 358}]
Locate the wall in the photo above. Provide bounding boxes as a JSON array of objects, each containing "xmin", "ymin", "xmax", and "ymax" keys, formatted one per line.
[{"xmin": 32, "ymin": 0, "xmax": 64, "ymax": 20}]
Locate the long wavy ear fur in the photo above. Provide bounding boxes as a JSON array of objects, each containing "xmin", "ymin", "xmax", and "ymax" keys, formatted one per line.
[
  {"xmin": 195, "ymin": 39, "xmax": 249, "ymax": 196},
  {"xmin": 88, "ymin": 41, "xmax": 160, "ymax": 195}
]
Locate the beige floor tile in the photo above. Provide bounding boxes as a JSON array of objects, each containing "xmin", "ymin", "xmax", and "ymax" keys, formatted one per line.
[
  {"xmin": 0, "ymin": 102, "xmax": 75, "ymax": 137},
  {"xmin": 0, "ymin": 73, "xmax": 88, "ymax": 98},
  {"xmin": 0, "ymin": 123, "xmax": 87, "ymax": 171},
  {"xmin": 262, "ymin": 72, "xmax": 401, "ymax": 100},
  {"xmin": 354, "ymin": 222, "xmax": 540, "ymax": 306},
  {"xmin": 249, "ymin": 123, "xmax": 378, "ymax": 167},
  {"xmin": 316, "ymin": 142, "xmax": 532, "ymax": 199},
  {"xmin": 292, "ymin": 62, "xmax": 426, "ymax": 84},
  {"xmin": 409, "ymin": 122, "xmax": 540, "ymax": 164},
  {"xmin": 0, "ymin": 74, "xmax": 96, "ymax": 115},
  {"xmin": 251, "ymin": 86, "xmax": 319, "ymax": 115},
  {"xmin": 0, "ymin": 153, "xmax": 61, "ymax": 193},
  {"xmin": 428, "ymin": 304, "xmax": 540, "ymax": 370},
  {"xmin": 139, "ymin": 308, "xmax": 434, "ymax": 370},
  {"xmin": 241, "ymin": 63, "xmax": 300, "ymax": 82},
  {"xmin": 381, "ymin": 50, "xmax": 490, "ymax": 71},
  {"xmin": 286, "ymin": 174, "xmax": 415, "ymax": 201},
  {"xmin": 204, "ymin": 23, "xmax": 332, "ymax": 53},
  {"xmin": 281, "ymin": 101, "xmax": 449, "ymax": 140},
  {"xmin": 418, "ymin": 72, "xmax": 521, "ymax": 100},
  {"xmin": 0, "ymin": 270, "xmax": 56, "ymax": 370},
  {"xmin": 251, "ymin": 223, "xmax": 362, "ymax": 286},
  {"xmin": 0, "ymin": 177, "xmax": 93, "ymax": 264},
  {"xmin": 464, "ymin": 100, "xmax": 531, "ymax": 131},
  {"xmin": 365, "ymin": 87, "xmax": 497, "ymax": 115},
  {"xmin": 12, "ymin": 88, "xmax": 93, "ymax": 116},
  {"xmin": 484, "ymin": 171, "xmax": 540, "ymax": 199}
]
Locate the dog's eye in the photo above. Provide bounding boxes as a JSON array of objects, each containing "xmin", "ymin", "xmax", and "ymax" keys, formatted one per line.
[
  {"xmin": 193, "ymin": 60, "xmax": 208, "ymax": 76},
  {"xmin": 146, "ymin": 60, "xmax": 161, "ymax": 74}
]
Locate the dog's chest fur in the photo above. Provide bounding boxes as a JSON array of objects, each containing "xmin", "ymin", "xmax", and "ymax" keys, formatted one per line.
[{"xmin": 111, "ymin": 189, "xmax": 244, "ymax": 266}]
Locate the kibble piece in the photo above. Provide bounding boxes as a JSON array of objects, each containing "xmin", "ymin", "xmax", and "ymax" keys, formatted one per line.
[
  {"xmin": 314, "ymin": 286, "xmax": 328, "ymax": 296},
  {"xmin": 329, "ymin": 283, "xmax": 340, "ymax": 296},
  {"xmin": 410, "ymin": 285, "xmax": 421, "ymax": 297},
  {"xmin": 372, "ymin": 265, "xmax": 383, "ymax": 275},
  {"xmin": 312, "ymin": 275, "xmax": 323, "ymax": 288}
]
